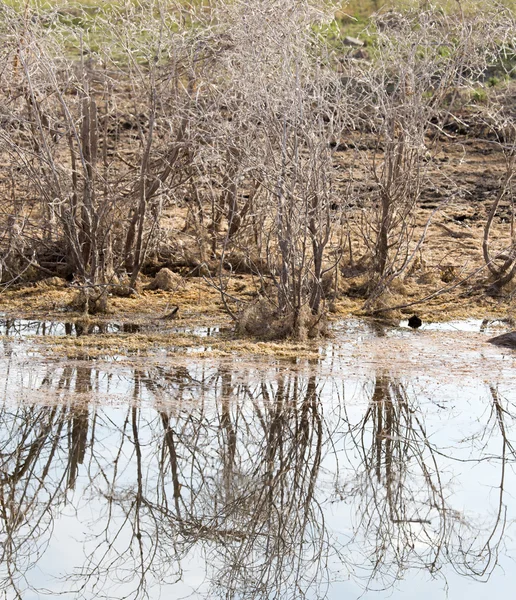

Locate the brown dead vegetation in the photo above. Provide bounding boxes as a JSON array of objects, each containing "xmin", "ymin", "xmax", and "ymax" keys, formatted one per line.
[
  {"xmin": 1, "ymin": 133, "xmax": 515, "ymax": 337},
  {"xmin": 1, "ymin": 0, "xmax": 516, "ymax": 344}
]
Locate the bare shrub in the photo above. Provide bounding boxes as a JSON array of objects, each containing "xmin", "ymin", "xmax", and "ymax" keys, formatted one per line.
[
  {"xmin": 197, "ymin": 0, "xmax": 348, "ymax": 337},
  {"xmin": 0, "ymin": 2, "xmax": 207, "ymax": 308},
  {"xmin": 345, "ymin": 1, "xmax": 515, "ymax": 303},
  {"xmin": 478, "ymin": 92, "xmax": 516, "ymax": 288},
  {"xmin": 1, "ymin": 0, "xmax": 516, "ymax": 325}
]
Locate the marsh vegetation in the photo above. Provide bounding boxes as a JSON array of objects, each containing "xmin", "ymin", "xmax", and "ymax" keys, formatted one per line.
[
  {"xmin": 1, "ymin": 0, "xmax": 516, "ymax": 337},
  {"xmin": 2, "ymin": 5, "xmax": 516, "ymax": 599}
]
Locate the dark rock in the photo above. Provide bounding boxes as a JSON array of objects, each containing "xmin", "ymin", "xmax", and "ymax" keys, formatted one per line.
[
  {"xmin": 408, "ymin": 315, "xmax": 422, "ymax": 329},
  {"xmin": 487, "ymin": 332, "xmax": 516, "ymax": 349}
]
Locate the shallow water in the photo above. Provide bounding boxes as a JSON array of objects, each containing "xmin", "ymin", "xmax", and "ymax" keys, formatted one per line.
[
  {"xmin": 0, "ymin": 316, "xmax": 221, "ymax": 338},
  {"xmin": 1, "ymin": 320, "xmax": 516, "ymax": 599}
]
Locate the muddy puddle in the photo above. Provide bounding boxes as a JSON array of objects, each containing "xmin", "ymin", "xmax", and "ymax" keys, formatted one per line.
[{"xmin": 1, "ymin": 319, "xmax": 516, "ymax": 599}]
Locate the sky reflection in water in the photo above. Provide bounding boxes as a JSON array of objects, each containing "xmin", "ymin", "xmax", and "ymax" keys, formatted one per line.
[{"xmin": 1, "ymin": 322, "xmax": 516, "ymax": 599}]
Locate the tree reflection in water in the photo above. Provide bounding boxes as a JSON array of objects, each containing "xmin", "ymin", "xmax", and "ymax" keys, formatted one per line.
[
  {"xmin": 339, "ymin": 375, "xmax": 509, "ymax": 591},
  {"xmin": 0, "ymin": 364, "xmax": 328, "ymax": 599},
  {"xmin": 0, "ymin": 362, "xmax": 514, "ymax": 598}
]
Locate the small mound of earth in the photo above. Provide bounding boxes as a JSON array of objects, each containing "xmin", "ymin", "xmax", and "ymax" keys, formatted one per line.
[
  {"xmin": 145, "ymin": 268, "xmax": 182, "ymax": 292},
  {"xmin": 487, "ymin": 331, "xmax": 516, "ymax": 349}
]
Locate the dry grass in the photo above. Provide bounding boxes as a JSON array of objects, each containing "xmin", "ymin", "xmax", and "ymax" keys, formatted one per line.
[{"xmin": 30, "ymin": 330, "xmax": 325, "ymax": 359}]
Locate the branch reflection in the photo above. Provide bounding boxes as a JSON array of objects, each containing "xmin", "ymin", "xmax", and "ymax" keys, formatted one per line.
[
  {"xmin": 340, "ymin": 373, "xmax": 511, "ymax": 591},
  {"xmin": 0, "ymin": 364, "xmax": 328, "ymax": 599},
  {"xmin": 0, "ymin": 363, "xmax": 514, "ymax": 598}
]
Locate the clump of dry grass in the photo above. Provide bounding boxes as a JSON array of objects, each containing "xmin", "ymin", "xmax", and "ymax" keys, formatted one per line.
[
  {"xmin": 236, "ymin": 298, "xmax": 328, "ymax": 341},
  {"xmin": 69, "ymin": 288, "xmax": 109, "ymax": 315},
  {"xmin": 35, "ymin": 276, "xmax": 67, "ymax": 289},
  {"xmin": 144, "ymin": 268, "xmax": 183, "ymax": 292}
]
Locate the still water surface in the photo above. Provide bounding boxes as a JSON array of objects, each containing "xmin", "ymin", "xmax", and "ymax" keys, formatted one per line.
[{"xmin": 1, "ymin": 319, "xmax": 516, "ymax": 599}]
